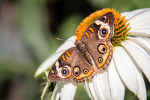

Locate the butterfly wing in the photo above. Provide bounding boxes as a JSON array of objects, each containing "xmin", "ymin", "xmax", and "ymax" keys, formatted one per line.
[
  {"xmin": 85, "ymin": 41, "xmax": 113, "ymax": 72},
  {"xmin": 80, "ymin": 12, "xmax": 114, "ymax": 43},
  {"xmin": 79, "ymin": 12, "xmax": 114, "ymax": 72},
  {"xmin": 48, "ymin": 47, "xmax": 95, "ymax": 83},
  {"xmin": 48, "ymin": 47, "xmax": 75, "ymax": 82},
  {"xmin": 71, "ymin": 49, "xmax": 95, "ymax": 83}
]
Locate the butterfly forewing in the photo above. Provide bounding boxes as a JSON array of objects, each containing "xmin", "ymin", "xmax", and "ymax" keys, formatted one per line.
[
  {"xmin": 81, "ymin": 12, "xmax": 114, "ymax": 43},
  {"xmin": 48, "ymin": 47, "xmax": 76, "ymax": 82}
]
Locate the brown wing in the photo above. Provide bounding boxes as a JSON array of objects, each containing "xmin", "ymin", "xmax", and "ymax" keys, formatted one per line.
[
  {"xmin": 71, "ymin": 49, "xmax": 95, "ymax": 83},
  {"xmin": 80, "ymin": 12, "xmax": 114, "ymax": 43},
  {"xmin": 78, "ymin": 12, "xmax": 114, "ymax": 73},
  {"xmin": 48, "ymin": 47, "xmax": 95, "ymax": 83},
  {"xmin": 48, "ymin": 47, "xmax": 76, "ymax": 82},
  {"xmin": 85, "ymin": 41, "xmax": 113, "ymax": 72}
]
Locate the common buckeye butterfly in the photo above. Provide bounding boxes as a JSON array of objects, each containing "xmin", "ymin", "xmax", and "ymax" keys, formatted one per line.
[{"xmin": 48, "ymin": 12, "xmax": 114, "ymax": 83}]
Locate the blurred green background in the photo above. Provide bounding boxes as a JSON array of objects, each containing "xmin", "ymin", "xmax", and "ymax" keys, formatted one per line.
[{"xmin": 0, "ymin": 0, "xmax": 150, "ymax": 100}]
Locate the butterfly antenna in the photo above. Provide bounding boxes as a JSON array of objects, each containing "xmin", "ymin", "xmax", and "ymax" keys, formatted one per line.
[
  {"xmin": 56, "ymin": 37, "xmax": 76, "ymax": 43},
  {"xmin": 56, "ymin": 37, "xmax": 65, "ymax": 41}
]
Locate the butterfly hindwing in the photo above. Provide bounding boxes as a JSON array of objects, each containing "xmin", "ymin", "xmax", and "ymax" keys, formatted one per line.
[
  {"xmin": 85, "ymin": 41, "xmax": 113, "ymax": 72},
  {"xmin": 48, "ymin": 47, "xmax": 95, "ymax": 83},
  {"xmin": 71, "ymin": 48, "xmax": 95, "ymax": 83}
]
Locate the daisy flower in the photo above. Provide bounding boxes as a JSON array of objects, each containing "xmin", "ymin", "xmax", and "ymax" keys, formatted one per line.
[{"xmin": 35, "ymin": 8, "xmax": 150, "ymax": 100}]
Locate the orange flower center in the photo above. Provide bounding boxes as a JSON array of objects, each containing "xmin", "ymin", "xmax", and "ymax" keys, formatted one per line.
[{"xmin": 75, "ymin": 8, "xmax": 131, "ymax": 47}]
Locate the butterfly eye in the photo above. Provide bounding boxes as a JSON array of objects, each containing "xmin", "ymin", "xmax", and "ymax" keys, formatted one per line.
[
  {"xmin": 102, "ymin": 29, "xmax": 106, "ymax": 34},
  {"xmin": 98, "ymin": 57, "xmax": 103, "ymax": 63},
  {"xmin": 61, "ymin": 67, "xmax": 69, "ymax": 76},
  {"xmin": 83, "ymin": 69, "xmax": 89, "ymax": 74},
  {"xmin": 97, "ymin": 44, "xmax": 107, "ymax": 54},
  {"xmin": 100, "ymin": 28, "xmax": 108, "ymax": 37},
  {"xmin": 73, "ymin": 66, "xmax": 81, "ymax": 76}
]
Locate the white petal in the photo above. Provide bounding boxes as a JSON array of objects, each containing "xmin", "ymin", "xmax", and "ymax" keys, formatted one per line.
[
  {"xmin": 129, "ymin": 37, "xmax": 150, "ymax": 54},
  {"xmin": 125, "ymin": 8, "xmax": 150, "ymax": 37},
  {"xmin": 41, "ymin": 81, "xmax": 51, "ymax": 100},
  {"xmin": 35, "ymin": 36, "xmax": 75, "ymax": 77},
  {"xmin": 34, "ymin": 50, "xmax": 65, "ymax": 77},
  {"xmin": 56, "ymin": 36, "xmax": 75, "ymax": 52},
  {"xmin": 121, "ymin": 12, "xmax": 129, "ymax": 17},
  {"xmin": 93, "ymin": 72, "xmax": 111, "ymax": 100},
  {"xmin": 122, "ymin": 8, "xmax": 150, "ymax": 20},
  {"xmin": 84, "ymin": 81, "xmax": 93, "ymax": 100},
  {"xmin": 129, "ymin": 32, "xmax": 150, "ymax": 37},
  {"xmin": 51, "ymin": 82, "xmax": 77, "ymax": 100},
  {"xmin": 113, "ymin": 47, "xmax": 137, "ymax": 92},
  {"xmin": 84, "ymin": 81, "xmax": 99, "ymax": 100},
  {"xmin": 51, "ymin": 83, "xmax": 61, "ymax": 100},
  {"xmin": 108, "ymin": 60, "xmax": 125, "ymax": 100},
  {"xmin": 135, "ymin": 74, "xmax": 147, "ymax": 100},
  {"xmin": 122, "ymin": 40, "xmax": 150, "ymax": 82},
  {"xmin": 55, "ymin": 93, "xmax": 61, "ymax": 100},
  {"xmin": 60, "ymin": 82, "xmax": 77, "ymax": 100},
  {"xmin": 113, "ymin": 46, "xmax": 146, "ymax": 100}
]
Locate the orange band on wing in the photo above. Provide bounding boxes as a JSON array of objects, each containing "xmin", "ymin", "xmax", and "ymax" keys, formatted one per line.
[
  {"xmin": 72, "ymin": 70, "xmax": 93, "ymax": 80},
  {"xmin": 98, "ymin": 44, "xmax": 110, "ymax": 68},
  {"xmin": 65, "ymin": 73, "xmax": 71, "ymax": 78},
  {"xmin": 66, "ymin": 51, "xmax": 71, "ymax": 57},
  {"xmin": 89, "ymin": 27, "xmax": 94, "ymax": 33},
  {"xmin": 85, "ymin": 32, "xmax": 90, "ymax": 38},
  {"xmin": 62, "ymin": 55, "xmax": 66, "ymax": 61}
]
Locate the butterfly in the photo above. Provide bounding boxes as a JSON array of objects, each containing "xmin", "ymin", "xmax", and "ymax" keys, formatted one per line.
[{"xmin": 48, "ymin": 12, "xmax": 114, "ymax": 83}]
